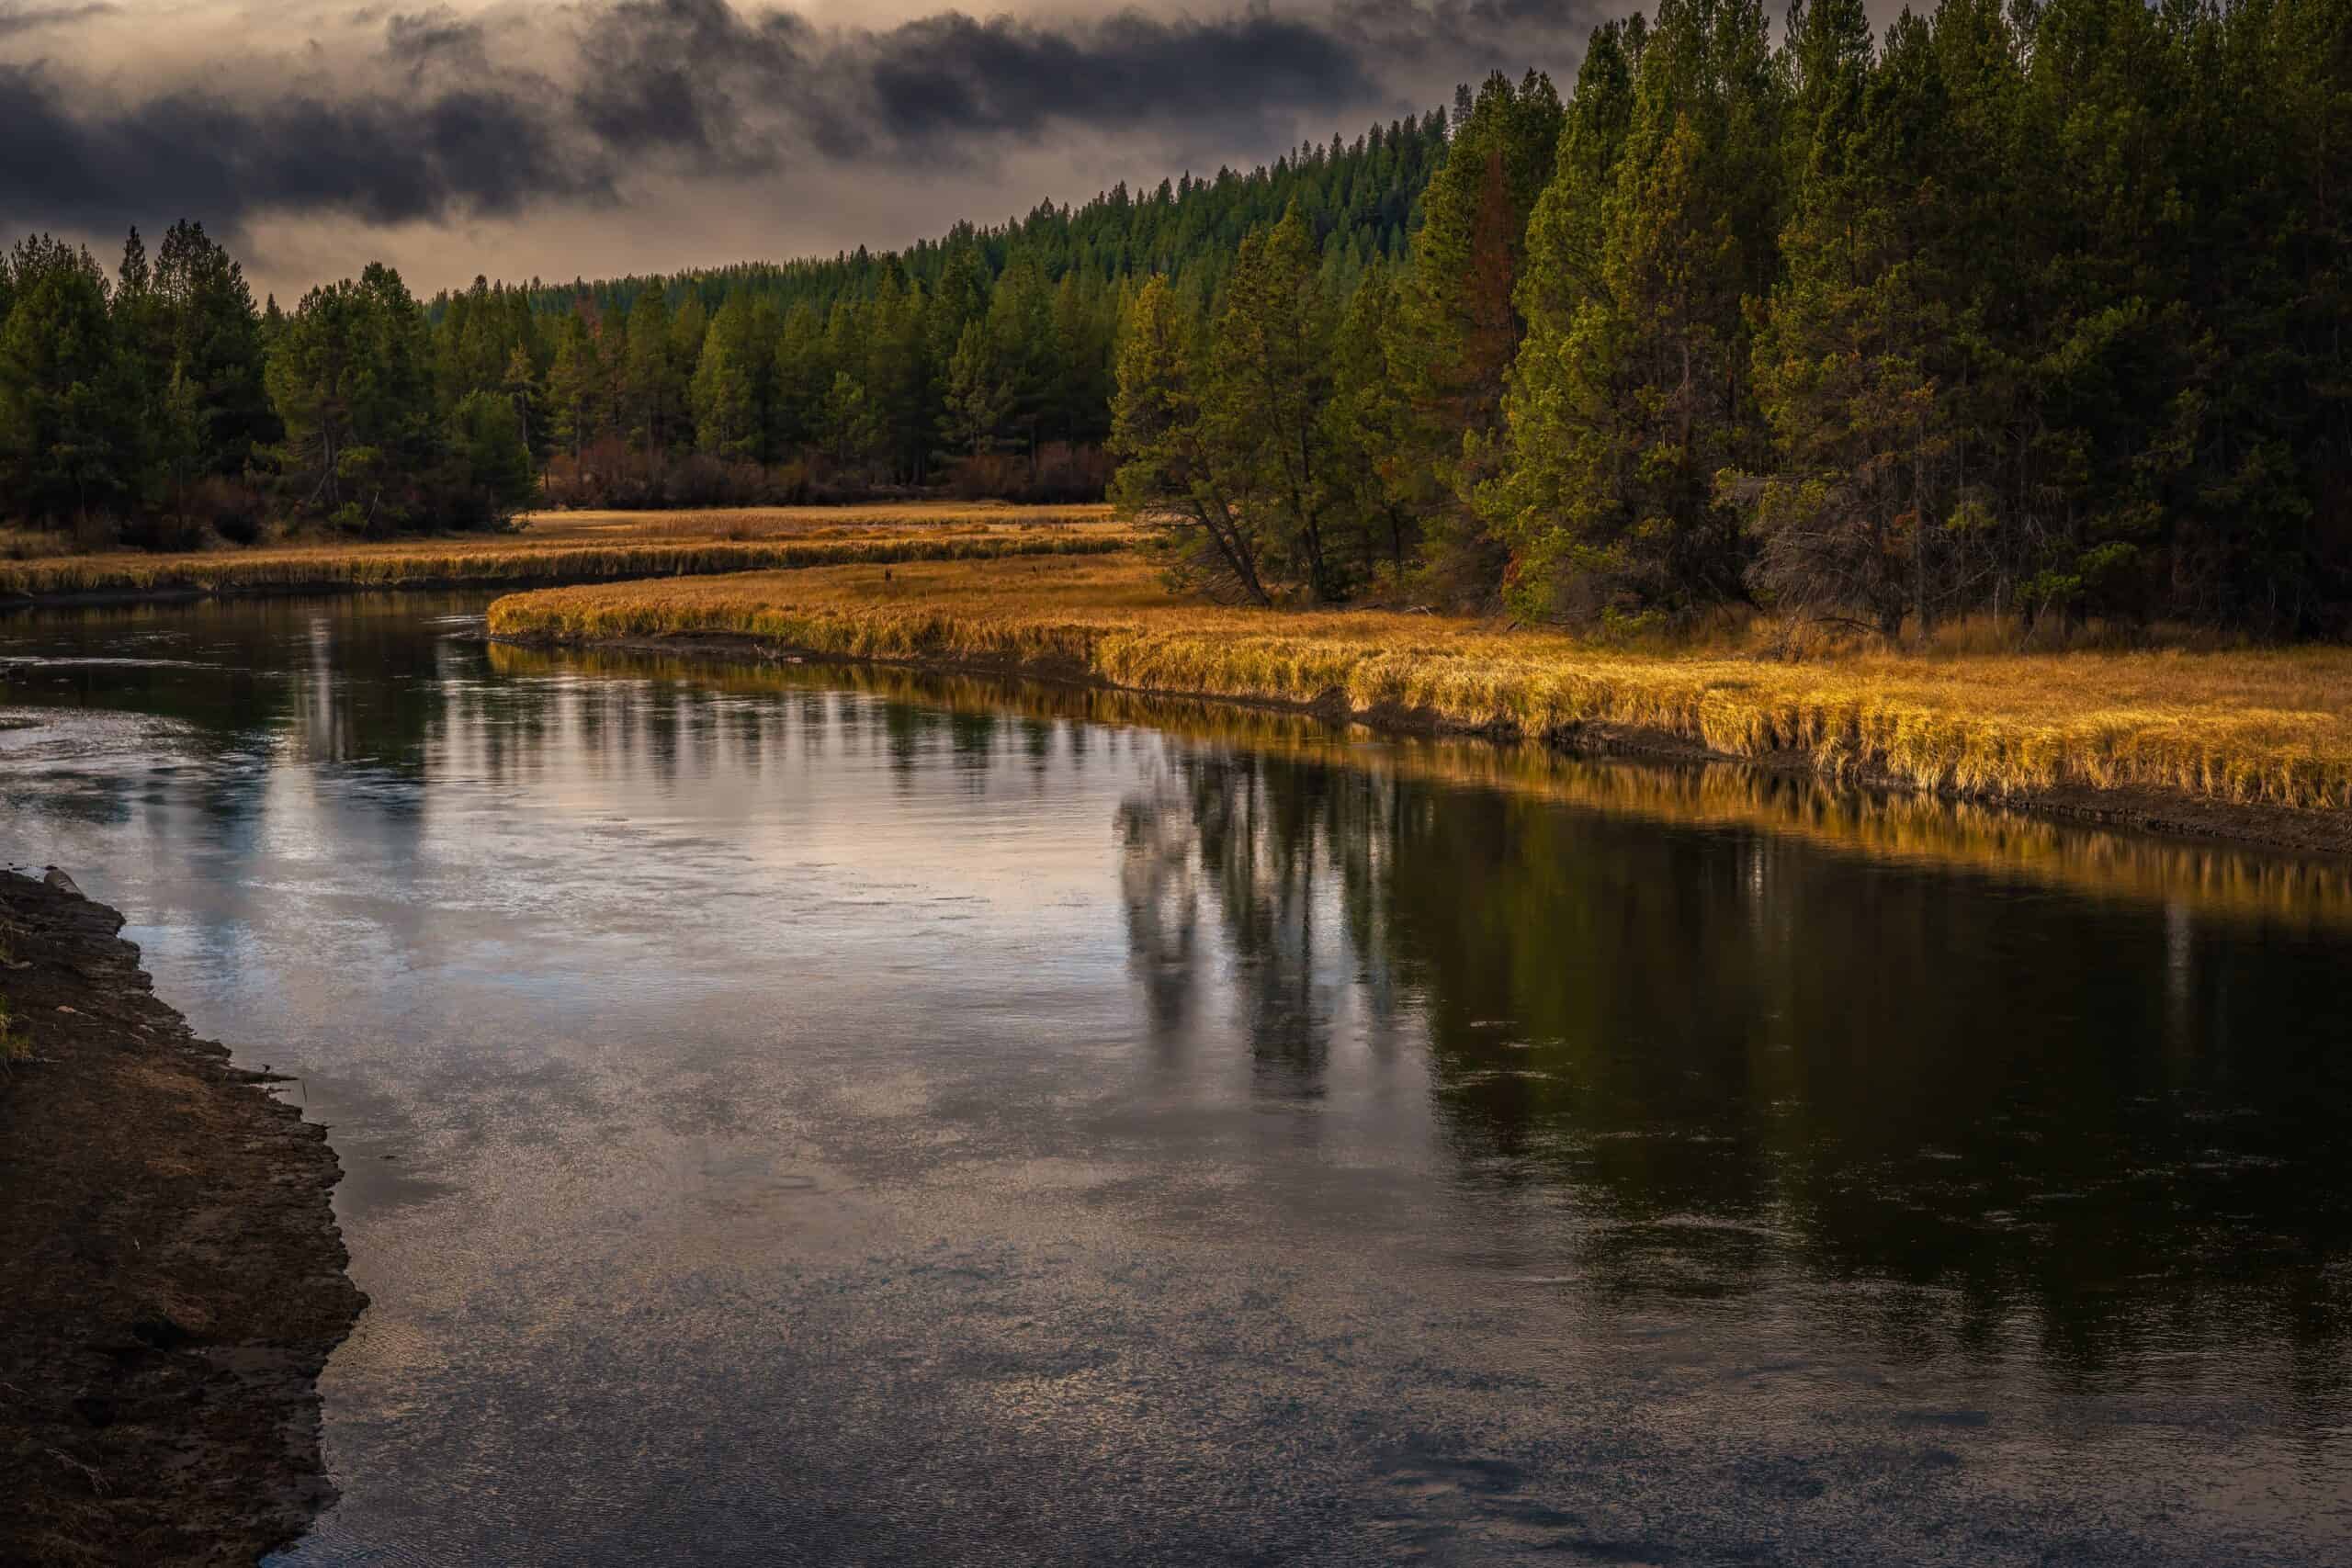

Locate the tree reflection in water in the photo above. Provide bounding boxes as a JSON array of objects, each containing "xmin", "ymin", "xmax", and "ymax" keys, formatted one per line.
[{"xmin": 1115, "ymin": 733, "xmax": 2352, "ymax": 1404}]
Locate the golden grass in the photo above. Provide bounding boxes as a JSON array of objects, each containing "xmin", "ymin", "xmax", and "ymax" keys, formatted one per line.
[
  {"xmin": 486, "ymin": 554, "xmax": 2352, "ymax": 813},
  {"xmin": 0, "ymin": 511, "xmax": 1134, "ymax": 600},
  {"xmin": 514, "ymin": 502, "xmax": 1116, "ymax": 542}
]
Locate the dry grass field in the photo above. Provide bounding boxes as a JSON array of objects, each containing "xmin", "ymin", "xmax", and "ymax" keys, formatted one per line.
[
  {"xmin": 487, "ymin": 553, "xmax": 2352, "ymax": 815},
  {"xmin": 0, "ymin": 508, "xmax": 1133, "ymax": 600},
  {"xmin": 514, "ymin": 502, "xmax": 1116, "ymax": 542}
]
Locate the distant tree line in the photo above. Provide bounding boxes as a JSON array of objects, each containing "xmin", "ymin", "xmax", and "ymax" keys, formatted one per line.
[
  {"xmin": 0, "ymin": 229, "xmax": 537, "ymax": 546},
  {"xmin": 0, "ymin": 110, "xmax": 1445, "ymax": 542},
  {"xmin": 1117, "ymin": 0, "xmax": 2352, "ymax": 637}
]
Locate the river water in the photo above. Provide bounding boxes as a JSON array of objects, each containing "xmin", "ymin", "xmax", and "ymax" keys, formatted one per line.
[{"xmin": 3, "ymin": 592, "xmax": 2349, "ymax": 1565}]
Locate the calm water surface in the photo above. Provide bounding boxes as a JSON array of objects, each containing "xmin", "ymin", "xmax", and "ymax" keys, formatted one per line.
[{"xmin": 3, "ymin": 594, "xmax": 2349, "ymax": 1565}]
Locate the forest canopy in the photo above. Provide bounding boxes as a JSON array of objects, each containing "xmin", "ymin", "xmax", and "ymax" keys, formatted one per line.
[{"xmin": 1, "ymin": 0, "xmax": 2345, "ymax": 637}]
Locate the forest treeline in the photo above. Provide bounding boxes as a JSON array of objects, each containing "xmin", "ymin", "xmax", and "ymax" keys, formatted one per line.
[
  {"xmin": 0, "ymin": 109, "xmax": 1445, "ymax": 543},
  {"xmin": 1120, "ymin": 0, "xmax": 2351, "ymax": 637},
  {"xmin": 2, "ymin": 0, "xmax": 2346, "ymax": 636}
]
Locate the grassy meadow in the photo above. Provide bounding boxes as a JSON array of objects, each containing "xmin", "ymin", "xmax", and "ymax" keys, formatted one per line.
[
  {"xmin": 0, "ymin": 506, "xmax": 1130, "ymax": 601},
  {"xmin": 487, "ymin": 553, "xmax": 2352, "ymax": 818}
]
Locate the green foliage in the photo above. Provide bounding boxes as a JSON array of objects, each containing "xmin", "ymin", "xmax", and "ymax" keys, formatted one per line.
[
  {"xmin": 446, "ymin": 389, "xmax": 536, "ymax": 521},
  {"xmin": 690, "ymin": 300, "xmax": 760, "ymax": 460},
  {"xmin": 939, "ymin": 321, "xmax": 1014, "ymax": 458},
  {"xmin": 1393, "ymin": 70, "xmax": 1566, "ymax": 595},
  {"xmin": 1111, "ymin": 276, "xmax": 1272, "ymax": 605},
  {"xmin": 1201, "ymin": 207, "xmax": 1342, "ymax": 600}
]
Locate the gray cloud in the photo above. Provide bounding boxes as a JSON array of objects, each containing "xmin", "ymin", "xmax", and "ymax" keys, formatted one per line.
[
  {"xmin": 0, "ymin": 60, "xmax": 614, "ymax": 231},
  {"xmin": 855, "ymin": 9, "xmax": 1379, "ymax": 147},
  {"xmin": 383, "ymin": 7, "xmax": 493, "ymax": 76},
  {"xmin": 0, "ymin": 2, "xmax": 114, "ymax": 39},
  {"xmin": 0, "ymin": 1, "xmax": 1606, "ymax": 238}
]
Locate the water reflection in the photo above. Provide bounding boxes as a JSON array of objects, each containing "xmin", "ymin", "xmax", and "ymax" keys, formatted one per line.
[
  {"xmin": 1114, "ymin": 739, "xmax": 2352, "ymax": 1391},
  {"xmin": 5, "ymin": 594, "xmax": 2350, "ymax": 1562}
]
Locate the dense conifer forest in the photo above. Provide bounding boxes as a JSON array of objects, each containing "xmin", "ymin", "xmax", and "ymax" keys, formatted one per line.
[{"xmin": 2, "ymin": 0, "xmax": 2345, "ymax": 634}]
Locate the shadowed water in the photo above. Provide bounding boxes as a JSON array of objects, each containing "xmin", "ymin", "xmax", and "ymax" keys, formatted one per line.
[{"xmin": 3, "ymin": 594, "xmax": 2348, "ymax": 1565}]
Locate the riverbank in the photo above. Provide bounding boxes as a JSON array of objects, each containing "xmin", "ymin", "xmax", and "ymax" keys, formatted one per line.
[
  {"xmin": 486, "ymin": 555, "xmax": 2352, "ymax": 855},
  {"xmin": 0, "ymin": 509, "xmax": 1130, "ymax": 607},
  {"xmin": 0, "ymin": 870, "xmax": 364, "ymax": 1567}
]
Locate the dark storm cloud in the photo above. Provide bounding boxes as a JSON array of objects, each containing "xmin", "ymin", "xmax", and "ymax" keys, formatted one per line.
[
  {"xmin": 855, "ymin": 9, "xmax": 1378, "ymax": 145},
  {"xmin": 571, "ymin": 0, "xmax": 816, "ymax": 164},
  {"xmin": 0, "ymin": 62, "xmax": 613, "ymax": 231},
  {"xmin": 0, "ymin": 0, "xmax": 1604, "ymax": 233}
]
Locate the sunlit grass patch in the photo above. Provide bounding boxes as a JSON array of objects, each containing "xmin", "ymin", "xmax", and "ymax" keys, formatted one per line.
[
  {"xmin": 486, "ymin": 554, "xmax": 2352, "ymax": 814},
  {"xmin": 0, "ymin": 510, "xmax": 1136, "ymax": 600}
]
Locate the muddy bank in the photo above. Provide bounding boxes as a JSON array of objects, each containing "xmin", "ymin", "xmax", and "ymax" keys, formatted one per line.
[
  {"xmin": 0, "ymin": 869, "xmax": 364, "ymax": 1568},
  {"xmin": 494, "ymin": 629, "xmax": 2352, "ymax": 859}
]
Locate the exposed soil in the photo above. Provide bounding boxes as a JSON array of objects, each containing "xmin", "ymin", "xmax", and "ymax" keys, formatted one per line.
[
  {"xmin": 0, "ymin": 869, "xmax": 365, "ymax": 1568},
  {"xmin": 496, "ymin": 629, "xmax": 2352, "ymax": 860}
]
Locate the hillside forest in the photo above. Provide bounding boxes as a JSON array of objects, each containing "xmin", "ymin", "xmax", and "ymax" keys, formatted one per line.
[{"xmin": 0, "ymin": 0, "xmax": 2345, "ymax": 636}]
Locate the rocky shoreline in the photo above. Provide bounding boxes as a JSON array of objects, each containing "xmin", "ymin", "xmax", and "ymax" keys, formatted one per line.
[{"xmin": 0, "ymin": 868, "xmax": 364, "ymax": 1567}]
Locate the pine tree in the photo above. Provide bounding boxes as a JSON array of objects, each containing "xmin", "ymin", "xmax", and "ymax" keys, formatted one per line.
[
  {"xmin": 770, "ymin": 302, "xmax": 828, "ymax": 456},
  {"xmin": 1320, "ymin": 269, "xmax": 1419, "ymax": 578},
  {"xmin": 1393, "ymin": 69, "xmax": 1566, "ymax": 597},
  {"xmin": 1203, "ymin": 207, "xmax": 1340, "ymax": 600},
  {"xmin": 939, "ymin": 320, "xmax": 1013, "ymax": 457},
  {"xmin": 1484, "ymin": 0, "xmax": 1783, "ymax": 624},
  {"xmin": 1110, "ymin": 276, "xmax": 1272, "ymax": 604},
  {"xmin": 1741, "ymin": 9, "xmax": 1959, "ymax": 637},
  {"xmin": 622, "ymin": 288, "xmax": 677, "ymax": 464},
  {"xmin": 545, "ymin": 310, "xmax": 602, "ymax": 462},
  {"xmin": 501, "ymin": 343, "xmax": 543, "ymax": 468},
  {"xmin": 690, "ymin": 307, "xmax": 759, "ymax": 459},
  {"xmin": 0, "ymin": 236, "xmax": 131, "ymax": 529}
]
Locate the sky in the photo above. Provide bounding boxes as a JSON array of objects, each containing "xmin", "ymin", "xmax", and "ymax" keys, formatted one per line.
[{"xmin": 0, "ymin": 1, "xmax": 1638, "ymax": 299}]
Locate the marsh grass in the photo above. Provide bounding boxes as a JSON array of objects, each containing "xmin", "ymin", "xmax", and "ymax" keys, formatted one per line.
[
  {"xmin": 487, "ymin": 555, "xmax": 2352, "ymax": 812},
  {"xmin": 486, "ymin": 637, "xmax": 2352, "ymax": 927},
  {"xmin": 0, "ymin": 511, "xmax": 1135, "ymax": 599}
]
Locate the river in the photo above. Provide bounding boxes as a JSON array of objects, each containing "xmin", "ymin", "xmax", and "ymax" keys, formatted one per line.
[{"xmin": 3, "ymin": 592, "xmax": 2348, "ymax": 1565}]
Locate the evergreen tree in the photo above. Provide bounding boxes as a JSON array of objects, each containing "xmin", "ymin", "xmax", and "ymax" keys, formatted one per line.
[
  {"xmin": 1741, "ymin": 8, "xmax": 1958, "ymax": 637},
  {"xmin": 545, "ymin": 310, "xmax": 602, "ymax": 462},
  {"xmin": 1111, "ymin": 276, "xmax": 1272, "ymax": 604},
  {"xmin": 152, "ymin": 220, "xmax": 273, "ymax": 480},
  {"xmin": 1484, "ymin": 0, "xmax": 1782, "ymax": 625},
  {"xmin": 1203, "ymin": 208, "xmax": 1341, "ymax": 600},
  {"xmin": 1393, "ymin": 69, "xmax": 1566, "ymax": 596},
  {"xmin": 1320, "ymin": 269, "xmax": 1419, "ymax": 577},
  {"xmin": 0, "ymin": 236, "xmax": 131, "ymax": 528},
  {"xmin": 445, "ymin": 388, "xmax": 535, "ymax": 523},
  {"xmin": 622, "ymin": 288, "xmax": 679, "ymax": 463},
  {"xmin": 939, "ymin": 320, "xmax": 1013, "ymax": 458},
  {"xmin": 690, "ymin": 300, "xmax": 760, "ymax": 459}
]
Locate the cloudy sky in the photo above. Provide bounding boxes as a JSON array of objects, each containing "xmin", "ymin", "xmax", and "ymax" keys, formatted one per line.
[{"xmin": 0, "ymin": 1, "xmax": 1634, "ymax": 298}]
